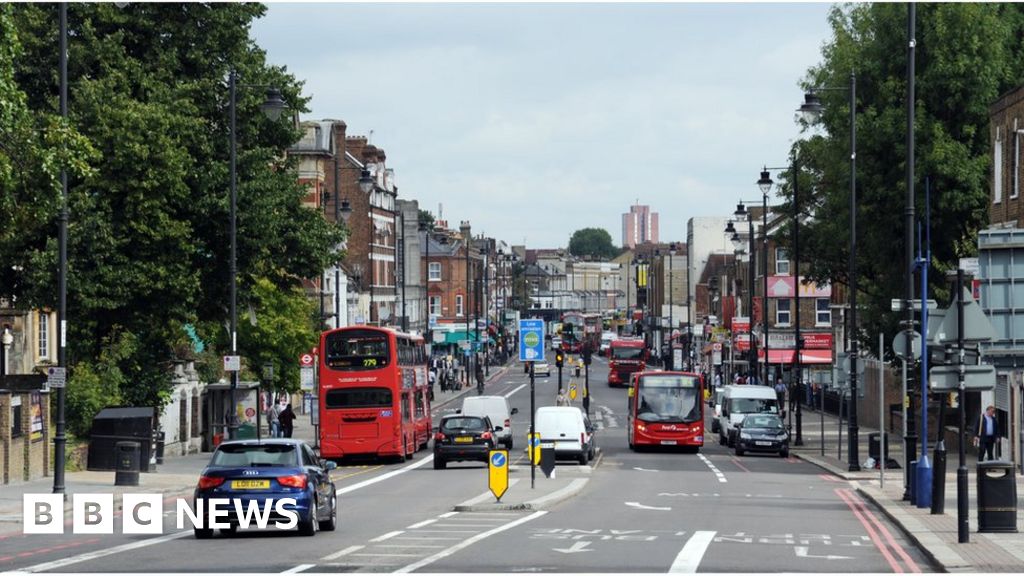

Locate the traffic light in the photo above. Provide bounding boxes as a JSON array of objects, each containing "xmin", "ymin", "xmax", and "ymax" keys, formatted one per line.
[{"xmin": 555, "ymin": 351, "xmax": 564, "ymax": 368}]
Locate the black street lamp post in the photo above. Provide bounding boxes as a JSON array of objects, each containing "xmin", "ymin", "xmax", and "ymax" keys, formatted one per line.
[
  {"xmin": 669, "ymin": 243, "xmax": 676, "ymax": 369},
  {"xmin": 54, "ymin": 2, "xmax": 69, "ymax": 495},
  {"xmin": 358, "ymin": 169, "xmax": 375, "ymax": 325},
  {"xmin": 756, "ymin": 168, "xmax": 782, "ymax": 392},
  {"xmin": 726, "ymin": 202, "xmax": 759, "ymax": 382},
  {"xmin": 799, "ymin": 71, "xmax": 860, "ymax": 470}
]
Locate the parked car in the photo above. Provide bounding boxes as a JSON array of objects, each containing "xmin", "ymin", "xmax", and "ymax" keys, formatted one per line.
[
  {"xmin": 534, "ymin": 406, "xmax": 596, "ymax": 465},
  {"xmin": 433, "ymin": 414, "xmax": 495, "ymax": 469},
  {"xmin": 459, "ymin": 396, "xmax": 519, "ymax": 450},
  {"xmin": 534, "ymin": 361, "xmax": 552, "ymax": 377},
  {"xmin": 734, "ymin": 413, "xmax": 790, "ymax": 457},
  {"xmin": 193, "ymin": 439, "xmax": 337, "ymax": 538}
]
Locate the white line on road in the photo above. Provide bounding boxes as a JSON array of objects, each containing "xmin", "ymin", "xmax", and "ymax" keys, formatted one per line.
[
  {"xmin": 459, "ymin": 478, "xmax": 521, "ymax": 506},
  {"xmin": 669, "ymin": 530, "xmax": 717, "ymax": 573},
  {"xmin": 698, "ymin": 453, "xmax": 727, "ymax": 483},
  {"xmin": 504, "ymin": 383, "xmax": 528, "ymax": 397},
  {"xmin": 438, "ymin": 511, "xmax": 459, "ymax": 518},
  {"xmin": 336, "ymin": 452, "xmax": 435, "ymax": 495},
  {"xmin": 394, "ymin": 510, "xmax": 549, "ymax": 573},
  {"xmin": 280, "ymin": 563, "xmax": 315, "ymax": 574},
  {"xmin": 16, "ymin": 530, "xmax": 191, "ymax": 573},
  {"xmin": 406, "ymin": 518, "xmax": 438, "ymax": 529},
  {"xmin": 322, "ymin": 544, "xmax": 365, "ymax": 561},
  {"xmin": 370, "ymin": 530, "xmax": 405, "ymax": 542}
]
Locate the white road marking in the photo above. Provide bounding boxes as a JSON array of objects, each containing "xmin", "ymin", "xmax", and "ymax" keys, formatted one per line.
[
  {"xmin": 698, "ymin": 453, "xmax": 727, "ymax": 483},
  {"xmin": 370, "ymin": 530, "xmax": 405, "ymax": 542},
  {"xmin": 505, "ymin": 383, "xmax": 528, "ymax": 397},
  {"xmin": 393, "ymin": 536, "xmax": 464, "ymax": 541},
  {"xmin": 352, "ymin": 553, "xmax": 421, "ymax": 558},
  {"xmin": 16, "ymin": 530, "xmax": 191, "ymax": 572},
  {"xmin": 669, "ymin": 530, "xmax": 717, "ymax": 573},
  {"xmin": 438, "ymin": 511, "xmax": 459, "ymax": 518},
  {"xmin": 794, "ymin": 546, "xmax": 853, "ymax": 560},
  {"xmin": 322, "ymin": 545, "xmax": 365, "ymax": 561},
  {"xmin": 634, "ymin": 466, "xmax": 660, "ymax": 472},
  {"xmin": 553, "ymin": 541, "xmax": 594, "ymax": 554},
  {"xmin": 374, "ymin": 544, "xmax": 445, "ymax": 549},
  {"xmin": 459, "ymin": 478, "xmax": 521, "ymax": 506},
  {"xmin": 335, "ymin": 452, "xmax": 435, "ymax": 495},
  {"xmin": 280, "ymin": 563, "xmax": 315, "ymax": 574},
  {"xmin": 395, "ymin": 511, "xmax": 548, "ymax": 573},
  {"xmin": 406, "ymin": 518, "xmax": 438, "ymax": 529},
  {"xmin": 625, "ymin": 501, "xmax": 672, "ymax": 511}
]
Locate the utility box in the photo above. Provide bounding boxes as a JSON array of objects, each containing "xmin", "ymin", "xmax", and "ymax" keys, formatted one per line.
[
  {"xmin": 977, "ymin": 461, "xmax": 1018, "ymax": 533},
  {"xmin": 87, "ymin": 407, "xmax": 156, "ymax": 472}
]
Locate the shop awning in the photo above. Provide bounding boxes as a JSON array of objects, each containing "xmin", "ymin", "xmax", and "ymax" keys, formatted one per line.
[{"xmin": 758, "ymin": 349, "xmax": 832, "ymax": 364}]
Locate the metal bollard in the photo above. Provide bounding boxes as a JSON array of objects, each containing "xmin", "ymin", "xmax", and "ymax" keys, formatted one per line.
[{"xmin": 931, "ymin": 440, "xmax": 947, "ymax": 514}]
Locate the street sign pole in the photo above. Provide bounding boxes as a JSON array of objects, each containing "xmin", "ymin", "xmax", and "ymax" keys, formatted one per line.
[
  {"xmin": 879, "ymin": 332, "xmax": 885, "ymax": 489},
  {"xmin": 955, "ymin": 268, "xmax": 969, "ymax": 543},
  {"xmin": 530, "ymin": 360, "xmax": 536, "ymax": 490}
]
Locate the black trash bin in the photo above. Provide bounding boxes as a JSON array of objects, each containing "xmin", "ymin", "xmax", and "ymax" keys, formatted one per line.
[
  {"xmin": 154, "ymin": 430, "xmax": 166, "ymax": 465},
  {"xmin": 869, "ymin": 432, "xmax": 889, "ymax": 462},
  {"xmin": 977, "ymin": 461, "xmax": 1018, "ymax": 533},
  {"xmin": 114, "ymin": 441, "xmax": 141, "ymax": 486}
]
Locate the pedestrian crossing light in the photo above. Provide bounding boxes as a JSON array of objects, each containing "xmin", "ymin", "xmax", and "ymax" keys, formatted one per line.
[{"xmin": 555, "ymin": 351, "xmax": 564, "ymax": 368}]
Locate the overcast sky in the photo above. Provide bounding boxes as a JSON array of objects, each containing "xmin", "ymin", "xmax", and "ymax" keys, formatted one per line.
[{"xmin": 251, "ymin": 2, "xmax": 835, "ymax": 249}]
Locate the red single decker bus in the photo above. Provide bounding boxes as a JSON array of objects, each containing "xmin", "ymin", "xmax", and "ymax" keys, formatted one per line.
[
  {"xmin": 318, "ymin": 326, "xmax": 432, "ymax": 461},
  {"xmin": 607, "ymin": 338, "xmax": 647, "ymax": 386},
  {"xmin": 627, "ymin": 371, "xmax": 705, "ymax": 451}
]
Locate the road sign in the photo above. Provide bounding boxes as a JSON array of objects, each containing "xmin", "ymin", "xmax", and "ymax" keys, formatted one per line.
[
  {"xmin": 891, "ymin": 298, "xmax": 938, "ymax": 312},
  {"xmin": 46, "ymin": 367, "xmax": 66, "ymax": 389},
  {"xmin": 519, "ymin": 319, "xmax": 545, "ymax": 362},
  {"xmin": 928, "ymin": 364, "xmax": 996, "ymax": 392},
  {"xmin": 935, "ymin": 288, "xmax": 997, "ymax": 344},
  {"xmin": 892, "ymin": 330, "xmax": 922, "ymax": 360},
  {"xmin": 841, "ymin": 355, "xmax": 866, "ymax": 377},
  {"xmin": 299, "ymin": 353, "xmax": 314, "ymax": 367},
  {"xmin": 569, "ymin": 383, "xmax": 578, "ymax": 401},
  {"xmin": 300, "ymin": 367, "xmax": 315, "ymax": 391},
  {"xmin": 528, "ymin": 433, "xmax": 541, "ymax": 466},
  {"xmin": 223, "ymin": 355, "xmax": 241, "ymax": 372},
  {"xmin": 488, "ymin": 450, "xmax": 509, "ymax": 501},
  {"xmin": 539, "ymin": 442, "xmax": 556, "ymax": 478}
]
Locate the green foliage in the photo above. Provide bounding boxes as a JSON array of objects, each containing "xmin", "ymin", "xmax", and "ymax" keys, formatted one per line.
[
  {"xmin": 64, "ymin": 329, "xmax": 136, "ymax": 437},
  {"xmin": 418, "ymin": 209, "xmax": 435, "ymax": 230},
  {"xmin": 2, "ymin": 4, "xmax": 345, "ymax": 426},
  {"xmin": 568, "ymin": 228, "xmax": 619, "ymax": 260},
  {"xmin": 239, "ymin": 277, "xmax": 319, "ymax": 392},
  {"xmin": 789, "ymin": 3, "xmax": 1024, "ymax": 354}
]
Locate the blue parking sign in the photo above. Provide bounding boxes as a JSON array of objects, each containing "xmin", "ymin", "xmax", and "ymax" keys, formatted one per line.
[{"xmin": 519, "ymin": 319, "xmax": 545, "ymax": 362}]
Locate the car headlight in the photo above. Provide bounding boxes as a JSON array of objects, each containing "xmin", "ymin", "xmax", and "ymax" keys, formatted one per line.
[
  {"xmin": 778, "ymin": 432, "xmax": 789, "ymax": 440},
  {"xmin": 739, "ymin": 432, "xmax": 752, "ymax": 440}
]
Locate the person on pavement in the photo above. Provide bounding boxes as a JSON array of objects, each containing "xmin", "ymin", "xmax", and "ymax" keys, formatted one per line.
[
  {"xmin": 556, "ymin": 388, "xmax": 570, "ymax": 406},
  {"xmin": 278, "ymin": 403, "xmax": 296, "ymax": 438},
  {"xmin": 268, "ymin": 400, "xmax": 282, "ymax": 438},
  {"xmin": 974, "ymin": 405, "xmax": 1000, "ymax": 461}
]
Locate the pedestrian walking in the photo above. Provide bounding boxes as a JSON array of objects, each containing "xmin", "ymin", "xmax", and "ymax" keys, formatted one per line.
[
  {"xmin": 428, "ymin": 368, "xmax": 437, "ymax": 400},
  {"xmin": 974, "ymin": 405, "xmax": 1000, "ymax": 461},
  {"xmin": 268, "ymin": 400, "xmax": 282, "ymax": 438},
  {"xmin": 475, "ymin": 361, "xmax": 485, "ymax": 395},
  {"xmin": 556, "ymin": 388, "xmax": 570, "ymax": 406},
  {"xmin": 279, "ymin": 403, "xmax": 296, "ymax": 438}
]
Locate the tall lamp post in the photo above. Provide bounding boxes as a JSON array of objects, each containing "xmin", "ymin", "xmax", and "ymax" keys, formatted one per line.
[
  {"xmin": 358, "ymin": 168, "xmax": 375, "ymax": 324},
  {"xmin": 668, "ymin": 243, "xmax": 676, "ymax": 369},
  {"xmin": 725, "ymin": 203, "xmax": 758, "ymax": 382},
  {"xmin": 226, "ymin": 70, "xmax": 287, "ymax": 440},
  {"xmin": 798, "ymin": 72, "xmax": 860, "ymax": 469},
  {"xmin": 54, "ymin": 2, "xmax": 69, "ymax": 495},
  {"xmin": 337, "ymin": 198, "xmax": 352, "ymax": 327},
  {"xmin": 756, "ymin": 168, "xmax": 782, "ymax": 391}
]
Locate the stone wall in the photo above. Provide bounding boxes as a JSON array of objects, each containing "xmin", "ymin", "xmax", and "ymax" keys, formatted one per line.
[{"xmin": 1, "ymin": 389, "xmax": 51, "ymax": 484}]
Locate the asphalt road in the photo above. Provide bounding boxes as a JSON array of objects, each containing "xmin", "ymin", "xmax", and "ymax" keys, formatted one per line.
[{"xmin": 0, "ymin": 350, "xmax": 934, "ymax": 573}]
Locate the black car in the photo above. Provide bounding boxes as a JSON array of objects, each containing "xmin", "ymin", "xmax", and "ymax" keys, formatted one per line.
[
  {"xmin": 433, "ymin": 415, "xmax": 495, "ymax": 469},
  {"xmin": 734, "ymin": 413, "xmax": 789, "ymax": 457}
]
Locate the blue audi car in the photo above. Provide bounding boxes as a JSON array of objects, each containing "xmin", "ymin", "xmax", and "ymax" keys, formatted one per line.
[{"xmin": 193, "ymin": 439, "xmax": 337, "ymax": 538}]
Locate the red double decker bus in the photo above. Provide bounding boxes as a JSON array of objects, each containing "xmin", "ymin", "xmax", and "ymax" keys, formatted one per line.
[
  {"xmin": 627, "ymin": 371, "xmax": 705, "ymax": 451},
  {"xmin": 607, "ymin": 337, "xmax": 647, "ymax": 386},
  {"xmin": 318, "ymin": 326, "xmax": 431, "ymax": 461}
]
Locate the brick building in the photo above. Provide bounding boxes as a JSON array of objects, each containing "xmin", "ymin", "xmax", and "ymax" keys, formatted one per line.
[{"xmin": 422, "ymin": 221, "xmax": 485, "ymax": 349}]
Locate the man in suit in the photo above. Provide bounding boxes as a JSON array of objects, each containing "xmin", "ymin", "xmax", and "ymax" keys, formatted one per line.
[{"xmin": 975, "ymin": 405, "xmax": 1000, "ymax": 462}]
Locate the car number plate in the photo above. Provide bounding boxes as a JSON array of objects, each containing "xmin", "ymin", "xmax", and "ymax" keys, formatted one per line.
[
  {"xmin": 454, "ymin": 436, "xmax": 474, "ymax": 443},
  {"xmin": 660, "ymin": 440, "xmax": 678, "ymax": 445},
  {"xmin": 231, "ymin": 479, "xmax": 270, "ymax": 489},
  {"xmin": 755, "ymin": 441, "xmax": 773, "ymax": 447}
]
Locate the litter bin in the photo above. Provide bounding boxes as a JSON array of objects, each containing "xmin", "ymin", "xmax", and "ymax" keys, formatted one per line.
[
  {"xmin": 114, "ymin": 441, "xmax": 141, "ymax": 486},
  {"xmin": 154, "ymin": 430, "xmax": 165, "ymax": 465},
  {"xmin": 868, "ymin": 432, "xmax": 889, "ymax": 462},
  {"xmin": 977, "ymin": 461, "xmax": 1018, "ymax": 533}
]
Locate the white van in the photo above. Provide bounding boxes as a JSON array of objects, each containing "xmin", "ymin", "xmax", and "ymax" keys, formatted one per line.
[
  {"xmin": 717, "ymin": 385, "xmax": 780, "ymax": 447},
  {"xmin": 535, "ymin": 406, "xmax": 596, "ymax": 465},
  {"xmin": 459, "ymin": 396, "xmax": 518, "ymax": 450}
]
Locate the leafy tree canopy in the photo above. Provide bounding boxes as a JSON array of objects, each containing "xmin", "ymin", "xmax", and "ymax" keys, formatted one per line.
[{"xmin": 568, "ymin": 228, "xmax": 619, "ymax": 260}]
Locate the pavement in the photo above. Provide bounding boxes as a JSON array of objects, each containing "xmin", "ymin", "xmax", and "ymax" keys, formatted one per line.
[
  {"xmin": 788, "ymin": 400, "xmax": 1024, "ymax": 573},
  {"xmin": 0, "ymin": 361, "xmax": 593, "ymax": 535}
]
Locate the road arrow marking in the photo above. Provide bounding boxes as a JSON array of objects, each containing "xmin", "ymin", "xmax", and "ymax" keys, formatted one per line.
[
  {"xmin": 625, "ymin": 501, "xmax": 672, "ymax": 511},
  {"xmin": 794, "ymin": 546, "xmax": 853, "ymax": 560},
  {"xmin": 633, "ymin": 466, "xmax": 660, "ymax": 472},
  {"xmin": 553, "ymin": 541, "xmax": 593, "ymax": 554}
]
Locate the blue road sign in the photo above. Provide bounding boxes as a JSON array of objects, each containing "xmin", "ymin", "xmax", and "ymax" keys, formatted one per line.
[
  {"xmin": 519, "ymin": 319, "xmax": 545, "ymax": 362},
  {"xmin": 491, "ymin": 452, "xmax": 507, "ymax": 467}
]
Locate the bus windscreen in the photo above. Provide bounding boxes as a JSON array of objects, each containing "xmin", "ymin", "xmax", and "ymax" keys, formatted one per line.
[
  {"xmin": 637, "ymin": 375, "xmax": 701, "ymax": 423},
  {"xmin": 325, "ymin": 329, "xmax": 390, "ymax": 370},
  {"xmin": 611, "ymin": 347, "xmax": 644, "ymax": 360}
]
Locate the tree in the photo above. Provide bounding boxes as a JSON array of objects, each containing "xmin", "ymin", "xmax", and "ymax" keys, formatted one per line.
[
  {"xmin": 568, "ymin": 228, "xmax": 619, "ymax": 260},
  {"xmin": 785, "ymin": 3, "xmax": 1024, "ymax": 354},
  {"xmin": 3, "ymin": 4, "xmax": 345, "ymax": 421},
  {"xmin": 418, "ymin": 209, "xmax": 435, "ymax": 230}
]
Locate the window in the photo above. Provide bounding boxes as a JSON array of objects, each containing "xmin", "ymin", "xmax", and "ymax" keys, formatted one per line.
[
  {"xmin": 38, "ymin": 312, "xmax": 49, "ymax": 360},
  {"xmin": 428, "ymin": 262, "xmax": 441, "ymax": 281},
  {"xmin": 456, "ymin": 295, "xmax": 464, "ymax": 317},
  {"xmin": 324, "ymin": 329, "xmax": 390, "ymax": 370},
  {"xmin": 776, "ymin": 299, "xmax": 791, "ymax": 326},
  {"xmin": 775, "ymin": 249, "xmax": 790, "ymax": 275},
  {"xmin": 816, "ymin": 298, "xmax": 831, "ymax": 326},
  {"xmin": 325, "ymin": 387, "xmax": 393, "ymax": 409},
  {"xmin": 429, "ymin": 296, "xmax": 441, "ymax": 316},
  {"xmin": 994, "ymin": 127, "xmax": 1003, "ymax": 204}
]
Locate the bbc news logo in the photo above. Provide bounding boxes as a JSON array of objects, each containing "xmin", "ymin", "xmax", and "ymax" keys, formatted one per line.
[{"xmin": 23, "ymin": 494, "xmax": 300, "ymax": 534}]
